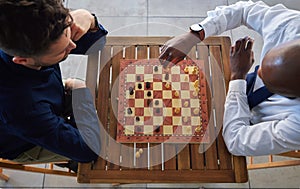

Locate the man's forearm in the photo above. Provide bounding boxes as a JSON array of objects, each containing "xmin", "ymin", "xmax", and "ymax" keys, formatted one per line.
[
  {"xmin": 72, "ymin": 88, "xmax": 101, "ymax": 156},
  {"xmin": 200, "ymin": 1, "xmax": 268, "ymax": 38}
]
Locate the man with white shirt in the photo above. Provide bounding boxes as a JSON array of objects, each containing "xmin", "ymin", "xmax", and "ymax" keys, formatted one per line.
[{"xmin": 159, "ymin": 0, "xmax": 300, "ymax": 156}]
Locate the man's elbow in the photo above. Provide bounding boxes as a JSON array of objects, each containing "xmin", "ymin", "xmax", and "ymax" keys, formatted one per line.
[
  {"xmin": 224, "ymin": 141, "xmax": 245, "ymax": 156},
  {"xmin": 222, "ymin": 132, "xmax": 246, "ymax": 156}
]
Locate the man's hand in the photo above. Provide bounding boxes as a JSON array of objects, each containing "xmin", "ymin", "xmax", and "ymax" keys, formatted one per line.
[
  {"xmin": 230, "ymin": 37, "xmax": 254, "ymax": 80},
  {"xmin": 70, "ymin": 9, "xmax": 95, "ymax": 41},
  {"xmin": 64, "ymin": 78, "xmax": 86, "ymax": 91},
  {"xmin": 159, "ymin": 32, "xmax": 201, "ymax": 65}
]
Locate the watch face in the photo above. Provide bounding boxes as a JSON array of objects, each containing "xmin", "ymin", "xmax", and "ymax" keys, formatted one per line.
[{"xmin": 190, "ymin": 24, "xmax": 203, "ymax": 32}]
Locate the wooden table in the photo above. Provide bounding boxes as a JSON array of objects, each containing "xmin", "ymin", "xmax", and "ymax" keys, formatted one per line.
[{"xmin": 78, "ymin": 36, "xmax": 248, "ymax": 184}]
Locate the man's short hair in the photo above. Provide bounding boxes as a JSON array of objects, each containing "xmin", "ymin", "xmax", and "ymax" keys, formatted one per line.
[{"xmin": 0, "ymin": 0, "xmax": 71, "ymax": 57}]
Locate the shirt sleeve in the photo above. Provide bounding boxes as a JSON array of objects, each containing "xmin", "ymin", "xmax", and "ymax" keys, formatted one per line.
[
  {"xmin": 200, "ymin": 0, "xmax": 300, "ymax": 56},
  {"xmin": 200, "ymin": 1, "xmax": 268, "ymax": 37},
  {"xmin": 223, "ymin": 80, "xmax": 300, "ymax": 156},
  {"xmin": 71, "ymin": 23, "xmax": 108, "ymax": 55},
  {"xmin": 10, "ymin": 88, "xmax": 100, "ymax": 163}
]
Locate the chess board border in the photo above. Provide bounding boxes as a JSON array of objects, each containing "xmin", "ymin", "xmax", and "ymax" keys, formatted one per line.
[{"xmin": 117, "ymin": 59, "xmax": 210, "ymax": 143}]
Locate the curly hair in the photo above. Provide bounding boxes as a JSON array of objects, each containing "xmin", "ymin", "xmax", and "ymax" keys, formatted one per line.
[{"xmin": 0, "ymin": 0, "xmax": 71, "ymax": 57}]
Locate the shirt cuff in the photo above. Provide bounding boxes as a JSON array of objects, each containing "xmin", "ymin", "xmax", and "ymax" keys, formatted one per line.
[
  {"xmin": 228, "ymin": 80, "xmax": 247, "ymax": 94},
  {"xmin": 200, "ymin": 18, "xmax": 217, "ymax": 38}
]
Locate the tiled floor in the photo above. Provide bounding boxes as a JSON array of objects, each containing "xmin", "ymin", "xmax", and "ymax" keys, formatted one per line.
[{"xmin": 2, "ymin": 0, "xmax": 300, "ymax": 188}]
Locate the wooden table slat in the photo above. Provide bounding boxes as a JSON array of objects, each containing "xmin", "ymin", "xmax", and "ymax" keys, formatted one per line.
[
  {"xmin": 209, "ymin": 46, "xmax": 232, "ymax": 170},
  {"xmin": 118, "ymin": 45, "xmax": 137, "ymax": 170},
  {"xmin": 106, "ymin": 46, "xmax": 124, "ymax": 170},
  {"xmin": 93, "ymin": 45, "xmax": 112, "ymax": 170},
  {"xmin": 164, "ymin": 144, "xmax": 177, "ymax": 170},
  {"xmin": 176, "ymin": 144, "xmax": 191, "ymax": 170}
]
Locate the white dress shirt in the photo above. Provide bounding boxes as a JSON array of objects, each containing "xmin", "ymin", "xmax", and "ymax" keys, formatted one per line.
[{"xmin": 199, "ymin": 0, "xmax": 300, "ymax": 156}]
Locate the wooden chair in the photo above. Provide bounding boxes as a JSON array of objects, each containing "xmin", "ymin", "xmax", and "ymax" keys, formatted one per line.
[
  {"xmin": 77, "ymin": 36, "xmax": 248, "ymax": 184},
  {"xmin": 0, "ymin": 159, "xmax": 76, "ymax": 181},
  {"xmin": 247, "ymin": 151, "xmax": 300, "ymax": 170},
  {"xmin": 0, "ymin": 168, "xmax": 9, "ymax": 181}
]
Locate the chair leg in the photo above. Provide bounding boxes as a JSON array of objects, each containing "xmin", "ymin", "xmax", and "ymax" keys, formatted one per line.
[{"xmin": 0, "ymin": 168, "xmax": 9, "ymax": 181}]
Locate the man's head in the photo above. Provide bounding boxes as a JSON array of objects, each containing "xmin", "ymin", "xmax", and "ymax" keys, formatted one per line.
[
  {"xmin": 258, "ymin": 39, "xmax": 300, "ymax": 97},
  {"xmin": 0, "ymin": 0, "xmax": 76, "ymax": 69}
]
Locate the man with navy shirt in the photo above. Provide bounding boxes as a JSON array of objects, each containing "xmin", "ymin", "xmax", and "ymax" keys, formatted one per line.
[{"xmin": 0, "ymin": 0, "xmax": 107, "ymax": 168}]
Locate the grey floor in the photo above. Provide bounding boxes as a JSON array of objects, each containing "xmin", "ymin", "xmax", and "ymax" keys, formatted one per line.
[{"xmin": 2, "ymin": 0, "xmax": 300, "ymax": 188}]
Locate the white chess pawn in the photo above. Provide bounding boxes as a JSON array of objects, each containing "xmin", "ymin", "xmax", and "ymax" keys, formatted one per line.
[
  {"xmin": 135, "ymin": 151, "xmax": 141, "ymax": 158},
  {"xmin": 174, "ymin": 91, "xmax": 179, "ymax": 97},
  {"xmin": 139, "ymin": 148, "xmax": 144, "ymax": 154}
]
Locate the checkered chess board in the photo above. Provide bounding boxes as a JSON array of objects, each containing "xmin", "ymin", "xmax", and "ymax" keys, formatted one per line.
[{"xmin": 117, "ymin": 59, "xmax": 209, "ymax": 143}]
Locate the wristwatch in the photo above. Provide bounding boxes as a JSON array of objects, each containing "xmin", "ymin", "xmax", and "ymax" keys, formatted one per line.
[
  {"xmin": 189, "ymin": 24, "xmax": 205, "ymax": 40},
  {"xmin": 190, "ymin": 24, "xmax": 203, "ymax": 32},
  {"xmin": 89, "ymin": 13, "xmax": 100, "ymax": 32}
]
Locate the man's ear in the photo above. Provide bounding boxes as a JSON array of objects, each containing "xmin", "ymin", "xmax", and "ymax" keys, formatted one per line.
[
  {"xmin": 12, "ymin": 56, "xmax": 34, "ymax": 66},
  {"xmin": 257, "ymin": 66, "xmax": 263, "ymax": 79}
]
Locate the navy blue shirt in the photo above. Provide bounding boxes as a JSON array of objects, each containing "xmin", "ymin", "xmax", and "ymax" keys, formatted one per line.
[{"xmin": 0, "ymin": 25, "xmax": 107, "ymax": 162}]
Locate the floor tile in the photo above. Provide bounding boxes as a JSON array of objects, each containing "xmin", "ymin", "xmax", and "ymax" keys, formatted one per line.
[
  {"xmin": 43, "ymin": 174, "xmax": 113, "ymax": 188},
  {"xmin": 147, "ymin": 182, "xmax": 250, "ymax": 188},
  {"xmin": 148, "ymin": 18, "xmax": 205, "ymax": 36},
  {"xmin": 249, "ymin": 165, "xmax": 300, "ymax": 188},
  {"xmin": 0, "ymin": 164, "xmax": 45, "ymax": 188},
  {"xmin": 148, "ymin": 0, "xmax": 228, "ymax": 17},
  {"xmin": 67, "ymin": 0, "xmax": 147, "ymax": 17},
  {"xmin": 99, "ymin": 17, "xmax": 148, "ymax": 36}
]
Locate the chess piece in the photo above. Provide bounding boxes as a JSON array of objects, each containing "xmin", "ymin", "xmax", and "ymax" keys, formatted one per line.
[
  {"xmin": 165, "ymin": 73, "xmax": 169, "ymax": 80},
  {"xmin": 165, "ymin": 82, "xmax": 171, "ymax": 89},
  {"xmin": 195, "ymin": 126, "xmax": 201, "ymax": 133},
  {"xmin": 129, "ymin": 87, "xmax": 134, "ymax": 95},
  {"xmin": 193, "ymin": 80, "xmax": 199, "ymax": 88},
  {"xmin": 139, "ymin": 148, "xmax": 144, "ymax": 154},
  {"xmin": 193, "ymin": 108, "xmax": 200, "ymax": 115},
  {"xmin": 135, "ymin": 151, "xmax": 141, "ymax": 158},
  {"xmin": 183, "ymin": 101, "xmax": 189, "ymax": 107},
  {"xmin": 136, "ymin": 116, "xmax": 140, "ymax": 122},
  {"xmin": 174, "ymin": 91, "xmax": 179, "ymax": 97},
  {"xmin": 154, "ymin": 125, "xmax": 160, "ymax": 132},
  {"xmin": 138, "ymin": 83, "xmax": 142, "ymax": 89},
  {"xmin": 184, "ymin": 66, "xmax": 189, "ymax": 73},
  {"xmin": 192, "ymin": 66, "xmax": 199, "ymax": 74},
  {"xmin": 127, "ymin": 108, "xmax": 133, "ymax": 115},
  {"xmin": 146, "ymin": 82, "xmax": 151, "ymax": 89},
  {"xmin": 184, "ymin": 75, "xmax": 189, "ymax": 81},
  {"xmin": 147, "ymin": 91, "xmax": 152, "ymax": 97},
  {"xmin": 192, "ymin": 91, "xmax": 198, "ymax": 97},
  {"xmin": 174, "ymin": 107, "xmax": 180, "ymax": 114},
  {"xmin": 154, "ymin": 66, "xmax": 159, "ymax": 72}
]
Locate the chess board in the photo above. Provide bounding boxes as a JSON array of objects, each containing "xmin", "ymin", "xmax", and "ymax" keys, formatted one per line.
[{"xmin": 117, "ymin": 59, "xmax": 209, "ymax": 143}]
